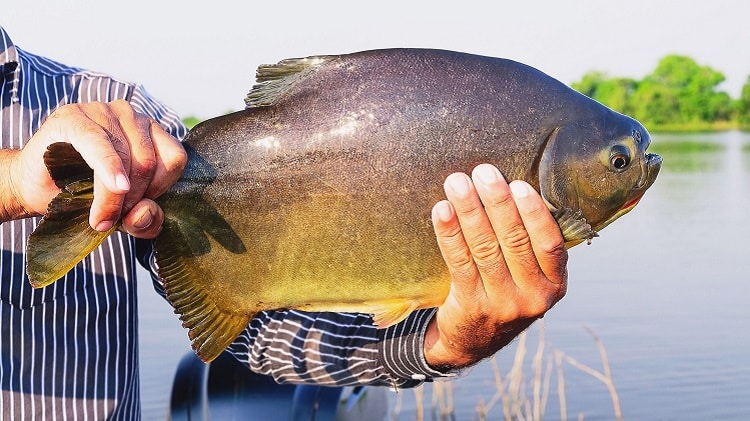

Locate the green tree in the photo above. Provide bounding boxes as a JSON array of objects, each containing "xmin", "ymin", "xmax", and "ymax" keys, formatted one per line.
[
  {"xmin": 573, "ymin": 54, "xmax": 736, "ymax": 131},
  {"xmin": 182, "ymin": 115, "xmax": 202, "ymax": 129},
  {"xmin": 634, "ymin": 55, "xmax": 730, "ymax": 127},
  {"xmin": 738, "ymin": 75, "xmax": 750, "ymax": 129},
  {"xmin": 572, "ymin": 72, "xmax": 637, "ymax": 115}
]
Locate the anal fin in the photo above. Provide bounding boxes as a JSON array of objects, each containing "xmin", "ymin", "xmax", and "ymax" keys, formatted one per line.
[{"xmin": 368, "ymin": 299, "xmax": 421, "ymax": 329}]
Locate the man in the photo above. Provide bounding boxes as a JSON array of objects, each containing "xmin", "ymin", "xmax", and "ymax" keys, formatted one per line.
[{"xmin": 0, "ymin": 25, "xmax": 567, "ymax": 419}]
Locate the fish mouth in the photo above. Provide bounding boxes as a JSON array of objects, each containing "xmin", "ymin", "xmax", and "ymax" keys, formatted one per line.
[
  {"xmin": 592, "ymin": 152, "xmax": 661, "ymax": 233},
  {"xmin": 636, "ymin": 152, "xmax": 663, "ymax": 189},
  {"xmin": 624, "ymin": 152, "xmax": 662, "ymax": 212}
]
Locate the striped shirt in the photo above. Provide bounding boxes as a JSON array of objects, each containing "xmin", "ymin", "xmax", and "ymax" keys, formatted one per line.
[{"xmin": 0, "ymin": 26, "xmax": 445, "ymax": 420}]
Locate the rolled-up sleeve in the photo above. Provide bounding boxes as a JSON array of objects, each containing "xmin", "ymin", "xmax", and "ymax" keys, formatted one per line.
[{"xmin": 226, "ymin": 308, "xmax": 456, "ymax": 388}]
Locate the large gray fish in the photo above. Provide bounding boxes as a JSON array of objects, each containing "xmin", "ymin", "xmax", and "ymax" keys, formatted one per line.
[{"xmin": 26, "ymin": 49, "xmax": 661, "ymax": 362}]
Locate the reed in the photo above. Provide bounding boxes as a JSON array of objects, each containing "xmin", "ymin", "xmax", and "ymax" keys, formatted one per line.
[{"xmin": 391, "ymin": 323, "xmax": 622, "ymax": 420}]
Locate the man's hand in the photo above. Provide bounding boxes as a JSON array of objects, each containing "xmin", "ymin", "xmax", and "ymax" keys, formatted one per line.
[
  {"xmin": 425, "ymin": 164, "xmax": 568, "ymax": 370},
  {"xmin": 2, "ymin": 100, "xmax": 186, "ymax": 238}
]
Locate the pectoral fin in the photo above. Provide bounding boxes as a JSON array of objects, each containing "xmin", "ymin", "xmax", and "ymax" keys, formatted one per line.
[{"xmin": 550, "ymin": 206, "xmax": 598, "ymax": 248}]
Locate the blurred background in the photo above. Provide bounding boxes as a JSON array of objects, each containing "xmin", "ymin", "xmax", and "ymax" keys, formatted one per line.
[{"xmin": 4, "ymin": 1, "xmax": 750, "ymax": 418}]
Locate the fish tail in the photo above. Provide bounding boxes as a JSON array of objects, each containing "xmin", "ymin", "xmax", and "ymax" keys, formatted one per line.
[{"xmin": 26, "ymin": 142, "xmax": 116, "ymax": 288}]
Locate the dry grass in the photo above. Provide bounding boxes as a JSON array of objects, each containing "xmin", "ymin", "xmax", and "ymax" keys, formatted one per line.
[{"xmin": 391, "ymin": 322, "xmax": 621, "ymax": 420}]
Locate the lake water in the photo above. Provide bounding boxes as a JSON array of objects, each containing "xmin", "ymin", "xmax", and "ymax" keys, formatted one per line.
[{"xmin": 137, "ymin": 131, "xmax": 750, "ymax": 420}]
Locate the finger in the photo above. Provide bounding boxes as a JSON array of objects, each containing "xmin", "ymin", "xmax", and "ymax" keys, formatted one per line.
[
  {"xmin": 90, "ymin": 175, "xmax": 125, "ymax": 232},
  {"xmin": 144, "ymin": 120, "xmax": 187, "ymax": 199},
  {"xmin": 509, "ymin": 181, "xmax": 568, "ymax": 286},
  {"xmin": 471, "ymin": 164, "xmax": 543, "ymax": 294},
  {"xmin": 43, "ymin": 104, "xmax": 130, "ymax": 230},
  {"xmin": 78, "ymin": 103, "xmax": 134, "ymax": 231},
  {"xmin": 121, "ymin": 199, "xmax": 164, "ymax": 239},
  {"xmin": 443, "ymin": 171, "xmax": 510, "ymax": 297},
  {"xmin": 44, "ymin": 104, "xmax": 130, "ymax": 196},
  {"xmin": 431, "ymin": 199, "xmax": 482, "ymax": 299},
  {"xmin": 109, "ymin": 100, "xmax": 157, "ymax": 212}
]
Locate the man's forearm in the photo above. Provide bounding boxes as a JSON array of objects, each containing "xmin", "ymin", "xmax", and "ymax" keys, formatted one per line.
[{"xmin": 0, "ymin": 149, "xmax": 29, "ymax": 224}]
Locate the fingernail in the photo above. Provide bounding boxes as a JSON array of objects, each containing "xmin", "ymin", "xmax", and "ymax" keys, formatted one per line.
[
  {"xmin": 433, "ymin": 201, "xmax": 454, "ymax": 222},
  {"xmin": 115, "ymin": 174, "xmax": 130, "ymax": 192},
  {"xmin": 95, "ymin": 220, "xmax": 114, "ymax": 232},
  {"xmin": 509, "ymin": 180, "xmax": 530, "ymax": 198},
  {"xmin": 473, "ymin": 164, "xmax": 500, "ymax": 185},
  {"xmin": 132, "ymin": 207, "xmax": 154, "ymax": 230},
  {"xmin": 446, "ymin": 173, "xmax": 471, "ymax": 196}
]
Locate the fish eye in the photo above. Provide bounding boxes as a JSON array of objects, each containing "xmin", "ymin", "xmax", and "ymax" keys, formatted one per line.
[{"xmin": 610, "ymin": 145, "xmax": 631, "ymax": 171}]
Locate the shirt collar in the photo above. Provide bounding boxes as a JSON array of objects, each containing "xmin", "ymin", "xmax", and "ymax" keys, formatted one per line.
[
  {"xmin": 0, "ymin": 26, "xmax": 21, "ymax": 103},
  {"xmin": 0, "ymin": 26, "xmax": 19, "ymax": 70}
]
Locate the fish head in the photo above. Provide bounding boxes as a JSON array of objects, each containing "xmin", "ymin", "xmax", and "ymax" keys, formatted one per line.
[{"xmin": 538, "ymin": 116, "xmax": 662, "ymax": 246}]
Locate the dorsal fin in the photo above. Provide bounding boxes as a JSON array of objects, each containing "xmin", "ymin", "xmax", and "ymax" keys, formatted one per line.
[{"xmin": 244, "ymin": 55, "xmax": 335, "ymax": 108}]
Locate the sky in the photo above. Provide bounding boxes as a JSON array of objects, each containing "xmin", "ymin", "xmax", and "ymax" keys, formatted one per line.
[{"xmin": 4, "ymin": 0, "xmax": 749, "ymax": 119}]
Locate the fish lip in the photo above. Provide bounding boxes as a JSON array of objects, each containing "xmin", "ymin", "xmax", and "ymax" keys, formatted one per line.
[
  {"xmin": 635, "ymin": 152, "xmax": 663, "ymax": 189},
  {"xmin": 623, "ymin": 152, "xmax": 661, "ymax": 212}
]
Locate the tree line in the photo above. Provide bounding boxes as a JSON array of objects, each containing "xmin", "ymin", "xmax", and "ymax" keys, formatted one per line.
[{"xmin": 572, "ymin": 55, "xmax": 750, "ymax": 132}]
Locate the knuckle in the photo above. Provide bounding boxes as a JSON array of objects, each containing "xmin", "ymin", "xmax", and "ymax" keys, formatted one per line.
[
  {"xmin": 526, "ymin": 297, "xmax": 552, "ymax": 317},
  {"xmin": 504, "ymin": 293, "xmax": 548, "ymax": 319},
  {"xmin": 99, "ymin": 148, "xmax": 123, "ymax": 165},
  {"xmin": 541, "ymin": 238, "xmax": 568, "ymax": 265},
  {"xmin": 452, "ymin": 199, "xmax": 483, "ymax": 220},
  {"xmin": 110, "ymin": 99, "xmax": 135, "ymax": 116},
  {"xmin": 445, "ymin": 242, "xmax": 476, "ymax": 273},
  {"xmin": 112, "ymin": 100, "xmax": 153, "ymax": 132},
  {"xmin": 167, "ymin": 145, "xmax": 188, "ymax": 173},
  {"xmin": 496, "ymin": 298, "xmax": 523, "ymax": 319},
  {"xmin": 130, "ymin": 158, "xmax": 158, "ymax": 181},
  {"xmin": 471, "ymin": 235, "xmax": 501, "ymax": 261},
  {"xmin": 50, "ymin": 103, "xmax": 80, "ymax": 118},
  {"xmin": 526, "ymin": 281, "xmax": 567, "ymax": 317},
  {"xmin": 470, "ymin": 238, "xmax": 504, "ymax": 274},
  {"xmin": 499, "ymin": 223, "xmax": 532, "ymax": 254},
  {"xmin": 79, "ymin": 101, "xmax": 113, "ymax": 120},
  {"xmin": 438, "ymin": 232, "xmax": 478, "ymax": 276}
]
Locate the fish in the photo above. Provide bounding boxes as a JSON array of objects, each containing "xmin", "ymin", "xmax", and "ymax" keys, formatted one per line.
[{"xmin": 25, "ymin": 48, "xmax": 662, "ymax": 362}]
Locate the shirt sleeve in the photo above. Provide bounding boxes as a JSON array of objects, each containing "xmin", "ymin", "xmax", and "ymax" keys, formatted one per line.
[
  {"xmin": 225, "ymin": 308, "xmax": 455, "ymax": 388},
  {"xmin": 128, "ymin": 84, "xmax": 188, "ymax": 140}
]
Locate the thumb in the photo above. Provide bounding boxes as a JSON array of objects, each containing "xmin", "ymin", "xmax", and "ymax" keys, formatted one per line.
[{"xmin": 120, "ymin": 199, "xmax": 164, "ymax": 239}]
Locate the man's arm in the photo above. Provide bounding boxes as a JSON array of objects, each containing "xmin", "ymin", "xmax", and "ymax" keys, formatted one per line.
[{"xmin": 0, "ymin": 100, "xmax": 187, "ymax": 239}]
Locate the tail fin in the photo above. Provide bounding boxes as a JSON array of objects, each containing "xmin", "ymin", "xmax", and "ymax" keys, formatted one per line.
[{"xmin": 26, "ymin": 142, "xmax": 116, "ymax": 288}]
